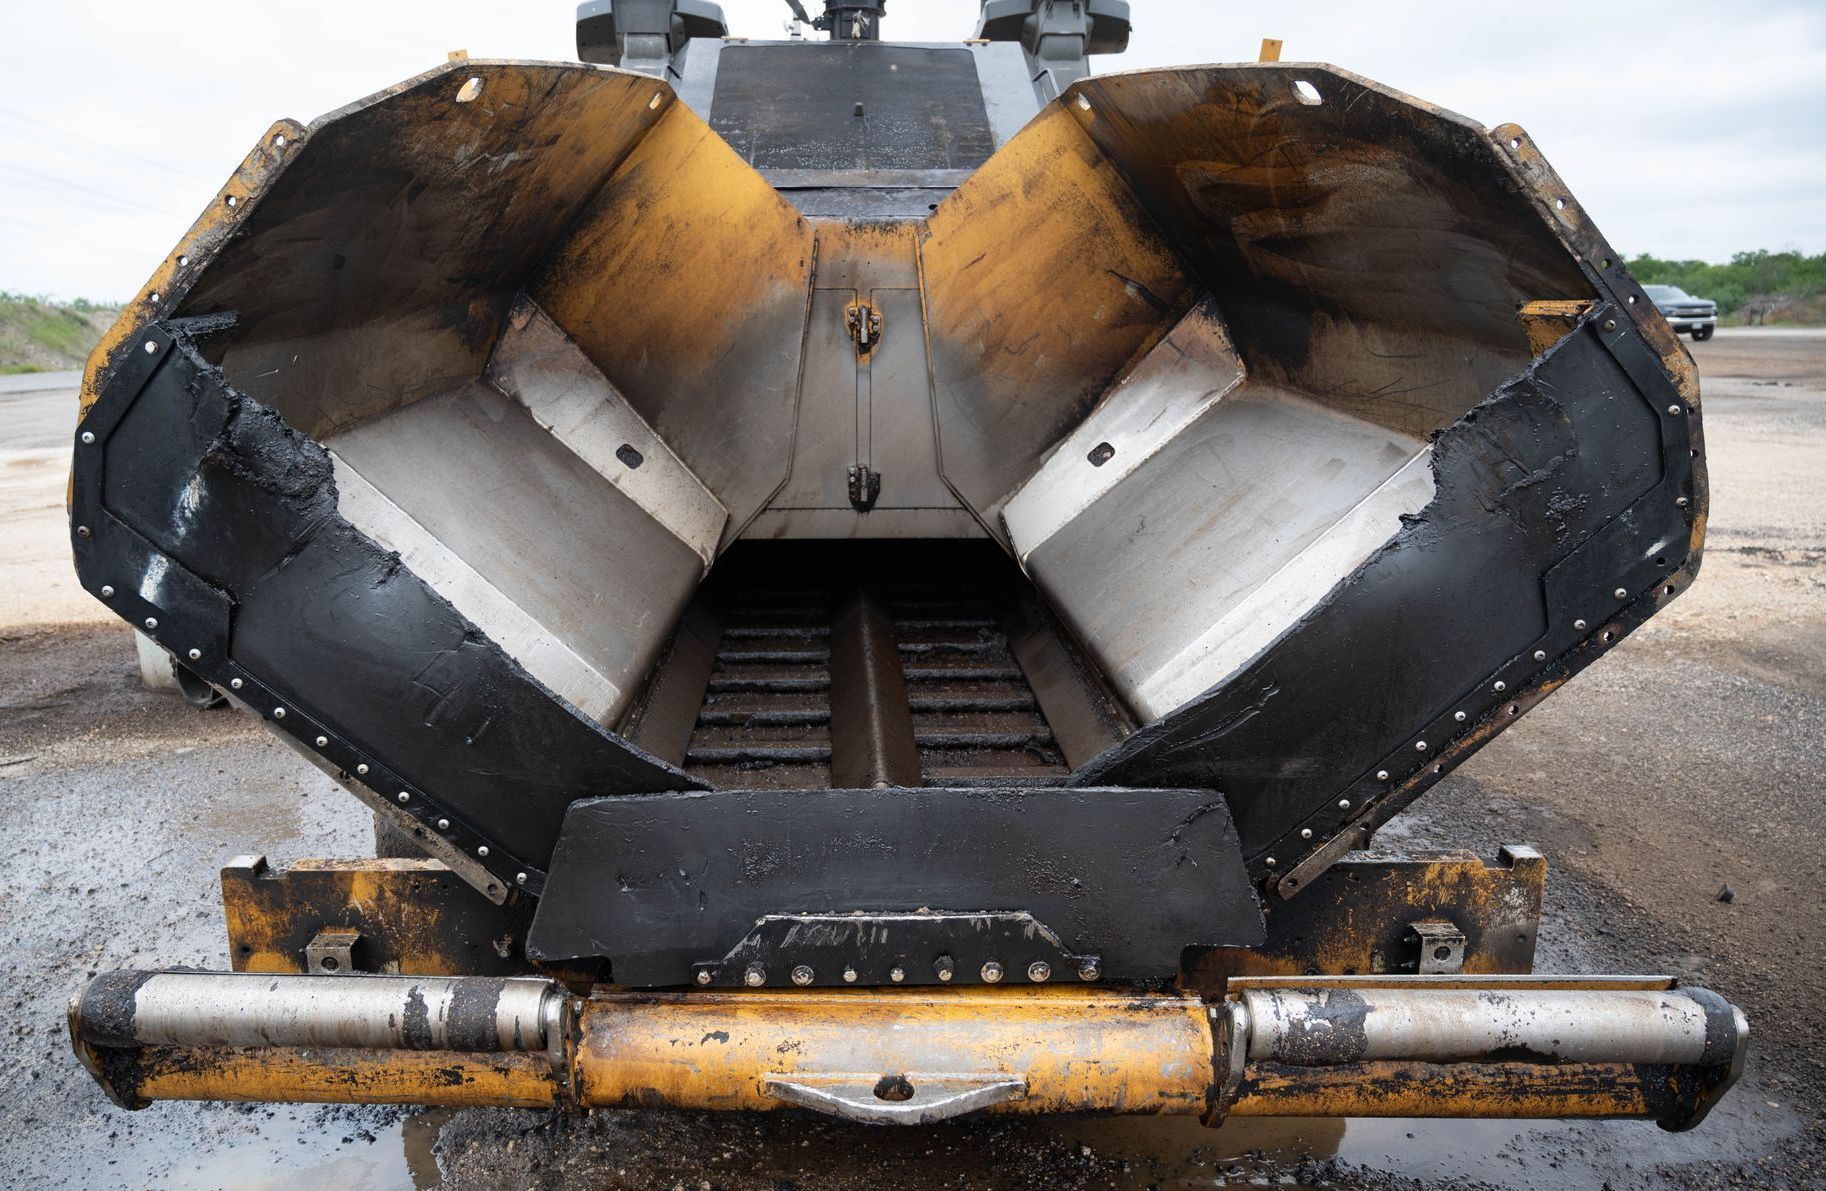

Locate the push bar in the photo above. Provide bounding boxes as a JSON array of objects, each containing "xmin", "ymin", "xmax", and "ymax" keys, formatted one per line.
[{"xmin": 70, "ymin": 972, "xmax": 1746, "ymax": 1129}]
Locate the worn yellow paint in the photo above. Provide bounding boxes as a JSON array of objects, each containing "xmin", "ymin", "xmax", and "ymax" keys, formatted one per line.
[
  {"xmin": 1258, "ymin": 38, "xmax": 1283, "ymax": 62},
  {"xmin": 1230, "ymin": 1060, "xmax": 1663, "ymax": 1119},
  {"xmin": 1518, "ymin": 299, "xmax": 1597, "ymax": 356},
  {"xmin": 124, "ymin": 1046, "xmax": 557, "ymax": 1109},
  {"xmin": 571, "ymin": 988, "xmax": 1215, "ymax": 1114}
]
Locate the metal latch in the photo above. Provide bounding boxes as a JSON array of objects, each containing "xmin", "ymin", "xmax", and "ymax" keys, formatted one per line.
[
  {"xmin": 846, "ymin": 300, "xmax": 882, "ymax": 353},
  {"xmin": 1409, "ymin": 919, "xmax": 1466, "ymax": 974},
  {"xmin": 847, "ymin": 464, "xmax": 881, "ymax": 512},
  {"xmin": 305, "ymin": 928, "xmax": 362, "ymax": 975}
]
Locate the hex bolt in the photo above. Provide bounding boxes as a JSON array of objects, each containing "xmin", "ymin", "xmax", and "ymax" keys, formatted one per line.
[
  {"xmin": 1574, "ymin": 619, "xmax": 1588, "ymax": 631},
  {"xmin": 1533, "ymin": 650, "xmax": 1547, "ymax": 662},
  {"xmin": 229, "ymin": 678, "xmax": 243, "ymax": 690},
  {"xmin": 696, "ymin": 970, "xmax": 713, "ymax": 986},
  {"xmin": 1339, "ymin": 798, "xmax": 1352, "ymax": 810},
  {"xmin": 144, "ymin": 617, "xmax": 158, "ymax": 630},
  {"xmin": 1614, "ymin": 587, "xmax": 1628, "ymax": 600},
  {"xmin": 933, "ymin": 955, "xmax": 955, "ymax": 982},
  {"xmin": 791, "ymin": 964, "xmax": 815, "ymax": 987},
  {"xmin": 889, "ymin": 966, "xmax": 906, "ymax": 983},
  {"xmin": 1300, "ymin": 828, "xmax": 1313, "ymax": 839},
  {"xmin": 272, "ymin": 707, "xmax": 285, "ymax": 720},
  {"xmin": 76, "ymin": 525, "xmax": 90, "ymax": 538},
  {"xmin": 1601, "ymin": 318, "xmax": 1617, "ymax": 332},
  {"xmin": 744, "ymin": 964, "xmax": 766, "ymax": 988},
  {"xmin": 1264, "ymin": 856, "xmax": 1277, "ymax": 868},
  {"xmin": 1027, "ymin": 961, "xmax": 1052, "ymax": 983},
  {"xmin": 1676, "ymin": 496, "xmax": 1690, "ymax": 508},
  {"xmin": 843, "ymin": 967, "xmax": 859, "ymax": 983},
  {"xmin": 1376, "ymin": 770, "xmax": 1389, "ymax": 781},
  {"xmin": 356, "ymin": 763, "xmax": 369, "ymax": 775},
  {"xmin": 187, "ymin": 648, "xmax": 201, "ymax": 661},
  {"xmin": 515, "ymin": 872, "xmax": 527, "ymax": 885},
  {"xmin": 1493, "ymin": 680, "xmax": 1507, "ymax": 692},
  {"xmin": 1076, "ymin": 959, "xmax": 1100, "ymax": 981},
  {"xmin": 394, "ymin": 790, "xmax": 408, "ymax": 803},
  {"xmin": 1415, "ymin": 740, "xmax": 1428, "ymax": 752},
  {"xmin": 1454, "ymin": 710, "xmax": 1467, "ymax": 722},
  {"xmin": 99, "ymin": 585, "xmax": 114, "ymax": 598},
  {"xmin": 314, "ymin": 735, "xmax": 328, "ymax": 748},
  {"xmin": 437, "ymin": 818, "xmax": 450, "ymax": 831},
  {"xmin": 1667, "ymin": 404, "xmax": 1682, "ymax": 416},
  {"xmin": 80, "ymin": 431, "xmax": 95, "ymax": 444},
  {"xmin": 476, "ymin": 845, "xmax": 489, "ymax": 857}
]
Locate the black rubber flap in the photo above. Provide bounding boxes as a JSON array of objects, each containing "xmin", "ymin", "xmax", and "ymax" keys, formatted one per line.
[
  {"xmin": 526, "ymin": 785, "xmax": 1264, "ymax": 984},
  {"xmin": 71, "ymin": 332, "xmax": 701, "ymax": 892}
]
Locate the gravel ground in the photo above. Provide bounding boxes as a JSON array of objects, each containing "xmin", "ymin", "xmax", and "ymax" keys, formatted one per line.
[{"xmin": 0, "ymin": 330, "xmax": 1820, "ymax": 1189}]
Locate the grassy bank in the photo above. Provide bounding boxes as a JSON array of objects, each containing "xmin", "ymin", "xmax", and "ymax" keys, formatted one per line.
[{"xmin": 0, "ymin": 293, "xmax": 118, "ymax": 373}]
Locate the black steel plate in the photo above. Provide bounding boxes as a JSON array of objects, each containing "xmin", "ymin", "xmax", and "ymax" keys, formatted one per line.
[{"xmin": 526, "ymin": 785, "xmax": 1264, "ymax": 985}]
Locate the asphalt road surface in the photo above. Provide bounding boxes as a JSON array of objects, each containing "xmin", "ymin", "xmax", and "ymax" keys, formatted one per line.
[{"xmin": 0, "ymin": 331, "xmax": 1820, "ymax": 1189}]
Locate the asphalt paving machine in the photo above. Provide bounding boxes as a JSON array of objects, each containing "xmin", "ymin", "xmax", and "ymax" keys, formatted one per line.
[{"xmin": 67, "ymin": 0, "xmax": 1746, "ymax": 1130}]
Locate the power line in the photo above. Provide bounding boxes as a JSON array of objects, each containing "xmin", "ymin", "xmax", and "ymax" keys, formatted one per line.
[
  {"xmin": 0, "ymin": 101, "xmax": 220, "ymax": 188},
  {"xmin": 0, "ymin": 162, "xmax": 190, "ymax": 219}
]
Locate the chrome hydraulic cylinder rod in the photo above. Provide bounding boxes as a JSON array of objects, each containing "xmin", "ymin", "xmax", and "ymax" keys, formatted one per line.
[{"xmin": 75, "ymin": 971, "xmax": 556, "ymax": 1052}]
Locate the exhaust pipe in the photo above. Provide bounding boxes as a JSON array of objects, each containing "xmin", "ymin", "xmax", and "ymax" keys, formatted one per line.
[{"xmin": 71, "ymin": 972, "xmax": 1744, "ymax": 1128}]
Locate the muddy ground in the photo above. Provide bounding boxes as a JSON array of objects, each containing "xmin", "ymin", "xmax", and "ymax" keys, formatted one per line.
[{"xmin": 0, "ymin": 330, "xmax": 1821, "ymax": 1189}]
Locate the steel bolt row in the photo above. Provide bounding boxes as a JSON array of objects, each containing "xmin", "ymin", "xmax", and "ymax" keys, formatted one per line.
[{"xmin": 710, "ymin": 957, "xmax": 1101, "ymax": 987}]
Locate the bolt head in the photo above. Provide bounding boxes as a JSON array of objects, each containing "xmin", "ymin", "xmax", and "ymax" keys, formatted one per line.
[
  {"xmin": 80, "ymin": 431, "xmax": 95, "ymax": 444},
  {"xmin": 1675, "ymin": 496, "xmax": 1689, "ymax": 508},
  {"xmin": 889, "ymin": 966, "xmax": 906, "ymax": 983},
  {"xmin": 744, "ymin": 964, "xmax": 766, "ymax": 987},
  {"xmin": 1415, "ymin": 740, "xmax": 1428, "ymax": 752},
  {"xmin": 1601, "ymin": 318, "xmax": 1617, "ymax": 332},
  {"xmin": 99, "ymin": 585, "xmax": 114, "ymax": 598},
  {"xmin": 1533, "ymin": 649, "xmax": 1547, "ymax": 662},
  {"xmin": 1667, "ymin": 404, "xmax": 1682, "ymax": 416},
  {"xmin": 1573, "ymin": 619, "xmax": 1587, "ymax": 631},
  {"xmin": 1027, "ymin": 961, "xmax": 1052, "ymax": 982},
  {"xmin": 1614, "ymin": 587, "xmax": 1628, "ymax": 600},
  {"xmin": 843, "ymin": 967, "xmax": 858, "ymax": 983},
  {"xmin": 437, "ymin": 818, "xmax": 450, "ymax": 831},
  {"xmin": 272, "ymin": 707, "xmax": 285, "ymax": 719},
  {"xmin": 1454, "ymin": 710, "xmax": 1467, "ymax": 722},
  {"xmin": 476, "ymin": 845, "xmax": 488, "ymax": 857},
  {"xmin": 393, "ymin": 790, "xmax": 407, "ymax": 802},
  {"xmin": 144, "ymin": 617, "xmax": 158, "ymax": 630},
  {"xmin": 229, "ymin": 677, "xmax": 243, "ymax": 690},
  {"xmin": 314, "ymin": 735, "xmax": 328, "ymax": 747},
  {"xmin": 1301, "ymin": 827, "xmax": 1313, "ymax": 839},
  {"xmin": 187, "ymin": 648, "xmax": 201, "ymax": 660},
  {"xmin": 1339, "ymin": 798, "xmax": 1352, "ymax": 810},
  {"xmin": 980, "ymin": 961, "xmax": 1004, "ymax": 983},
  {"xmin": 515, "ymin": 872, "xmax": 527, "ymax": 885},
  {"xmin": 1264, "ymin": 856, "xmax": 1276, "ymax": 868},
  {"xmin": 1493, "ymin": 680, "xmax": 1507, "ymax": 692},
  {"xmin": 356, "ymin": 762, "xmax": 368, "ymax": 775},
  {"xmin": 791, "ymin": 964, "xmax": 815, "ymax": 986},
  {"xmin": 696, "ymin": 970, "xmax": 712, "ymax": 986},
  {"xmin": 1076, "ymin": 960, "xmax": 1100, "ymax": 981},
  {"xmin": 76, "ymin": 525, "xmax": 90, "ymax": 538},
  {"xmin": 1376, "ymin": 770, "xmax": 1389, "ymax": 781}
]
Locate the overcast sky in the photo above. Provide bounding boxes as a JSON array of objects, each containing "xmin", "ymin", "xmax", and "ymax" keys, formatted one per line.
[{"xmin": 3, "ymin": 0, "xmax": 1822, "ymax": 301}]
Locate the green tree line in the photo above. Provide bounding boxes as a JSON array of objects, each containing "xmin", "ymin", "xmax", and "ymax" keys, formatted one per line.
[{"xmin": 1628, "ymin": 250, "xmax": 1826, "ymax": 322}]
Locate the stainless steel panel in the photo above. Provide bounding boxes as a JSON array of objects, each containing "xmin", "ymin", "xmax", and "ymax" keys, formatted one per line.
[{"xmin": 325, "ymin": 383, "xmax": 703, "ymax": 723}]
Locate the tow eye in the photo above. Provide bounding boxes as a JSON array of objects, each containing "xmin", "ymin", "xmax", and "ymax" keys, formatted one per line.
[{"xmin": 764, "ymin": 1073, "xmax": 1028, "ymax": 1125}]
